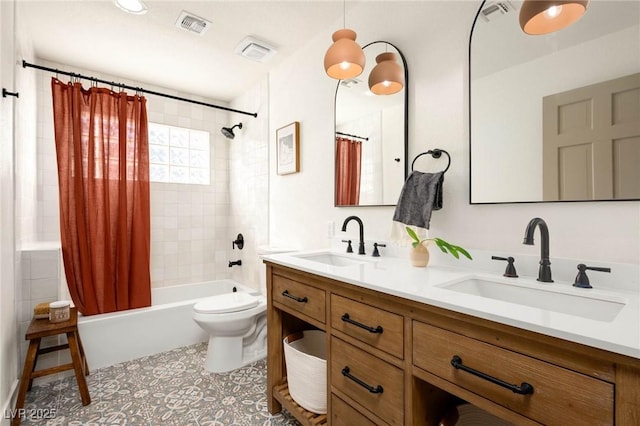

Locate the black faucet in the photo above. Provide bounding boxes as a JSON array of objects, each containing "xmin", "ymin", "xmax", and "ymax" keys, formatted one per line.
[
  {"xmin": 523, "ymin": 217, "xmax": 553, "ymax": 283},
  {"xmin": 341, "ymin": 216, "xmax": 365, "ymax": 255}
]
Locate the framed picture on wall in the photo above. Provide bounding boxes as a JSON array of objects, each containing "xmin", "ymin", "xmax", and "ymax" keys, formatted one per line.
[{"xmin": 276, "ymin": 121, "xmax": 300, "ymax": 175}]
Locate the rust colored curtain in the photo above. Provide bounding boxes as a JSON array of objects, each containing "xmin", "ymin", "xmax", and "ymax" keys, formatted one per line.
[
  {"xmin": 51, "ymin": 78, "xmax": 151, "ymax": 316},
  {"xmin": 335, "ymin": 137, "xmax": 362, "ymax": 205}
]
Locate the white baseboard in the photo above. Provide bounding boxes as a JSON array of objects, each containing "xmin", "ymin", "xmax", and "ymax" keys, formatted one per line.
[{"xmin": 1, "ymin": 379, "xmax": 19, "ymax": 426}]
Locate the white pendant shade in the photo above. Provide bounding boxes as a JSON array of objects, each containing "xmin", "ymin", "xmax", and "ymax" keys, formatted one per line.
[
  {"xmin": 324, "ymin": 29, "xmax": 365, "ymax": 80},
  {"xmin": 519, "ymin": 0, "xmax": 589, "ymax": 35},
  {"xmin": 368, "ymin": 52, "xmax": 404, "ymax": 95}
]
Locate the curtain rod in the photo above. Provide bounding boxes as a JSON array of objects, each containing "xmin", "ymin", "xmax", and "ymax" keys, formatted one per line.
[
  {"xmin": 22, "ymin": 60, "xmax": 258, "ymax": 118},
  {"xmin": 336, "ymin": 131, "xmax": 369, "ymax": 141}
]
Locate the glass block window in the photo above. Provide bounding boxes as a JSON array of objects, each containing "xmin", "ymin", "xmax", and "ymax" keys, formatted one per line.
[{"xmin": 149, "ymin": 123, "xmax": 210, "ymax": 185}]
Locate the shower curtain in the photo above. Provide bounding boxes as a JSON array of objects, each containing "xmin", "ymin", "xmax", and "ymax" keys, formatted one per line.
[
  {"xmin": 51, "ymin": 77, "xmax": 151, "ymax": 316},
  {"xmin": 335, "ymin": 136, "xmax": 362, "ymax": 205}
]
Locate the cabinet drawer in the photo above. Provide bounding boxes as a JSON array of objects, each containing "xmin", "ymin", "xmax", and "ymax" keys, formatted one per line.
[
  {"xmin": 272, "ymin": 275, "xmax": 326, "ymax": 323},
  {"xmin": 331, "ymin": 337, "xmax": 404, "ymax": 425},
  {"xmin": 331, "ymin": 294, "xmax": 404, "ymax": 359},
  {"xmin": 413, "ymin": 321, "xmax": 613, "ymax": 425},
  {"xmin": 331, "ymin": 394, "xmax": 378, "ymax": 426}
]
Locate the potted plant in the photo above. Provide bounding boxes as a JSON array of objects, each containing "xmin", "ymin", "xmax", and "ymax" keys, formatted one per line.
[{"xmin": 405, "ymin": 227, "xmax": 472, "ymax": 267}]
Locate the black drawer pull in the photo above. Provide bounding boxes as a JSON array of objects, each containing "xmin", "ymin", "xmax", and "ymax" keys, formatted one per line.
[
  {"xmin": 451, "ymin": 355, "xmax": 534, "ymax": 395},
  {"xmin": 341, "ymin": 313, "xmax": 383, "ymax": 334},
  {"xmin": 281, "ymin": 290, "xmax": 308, "ymax": 303},
  {"xmin": 342, "ymin": 367, "xmax": 384, "ymax": 394}
]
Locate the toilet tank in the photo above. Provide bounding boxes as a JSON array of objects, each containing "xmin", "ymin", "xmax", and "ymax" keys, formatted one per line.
[{"xmin": 257, "ymin": 245, "xmax": 296, "ymax": 295}]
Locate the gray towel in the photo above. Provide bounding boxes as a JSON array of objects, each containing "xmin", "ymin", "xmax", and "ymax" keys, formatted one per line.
[{"xmin": 392, "ymin": 171, "xmax": 444, "ymax": 230}]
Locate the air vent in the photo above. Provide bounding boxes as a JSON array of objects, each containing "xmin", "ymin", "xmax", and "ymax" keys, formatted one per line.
[
  {"xmin": 175, "ymin": 11, "xmax": 211, "ymax": 35},
  {"xmin": 480, "ymin": 1, "xmax": 514, "ymax": 22},
  {"xmin": 340, "ymin": 78, "xmax": 362, "ymax": 89},
  {"xmin": 234, "ymin": 36, "xmax": 278, "ymax": 63}
]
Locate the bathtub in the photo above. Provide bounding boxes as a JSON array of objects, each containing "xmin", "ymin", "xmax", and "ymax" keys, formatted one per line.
[{"xmin": 77, "ymin": 280, "xmax": 258, "ymax": 370}]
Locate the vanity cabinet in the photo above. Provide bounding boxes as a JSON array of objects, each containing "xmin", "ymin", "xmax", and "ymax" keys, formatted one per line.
[{"xmin": 265, "ymin": 262, "xmax": 640, "ymax": 425}]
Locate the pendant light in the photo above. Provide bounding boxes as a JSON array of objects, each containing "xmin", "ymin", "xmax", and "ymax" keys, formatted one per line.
[
  {"xmin": 368, "ymin": 51, "xmax": 404, "ymax": 95},
  {"xmin": 324, "ymin": 1, "xmax": 365, "ymax": 79},
  {"xmin": 519, "ymin": 0, "xmax": 589, "ymax": 35}
]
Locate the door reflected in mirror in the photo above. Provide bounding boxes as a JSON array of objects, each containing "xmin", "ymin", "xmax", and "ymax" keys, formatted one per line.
[
  {"xmin": 470, "ymin": 0, "xmax": 640, "ymax": 204},
  {"xmin": 335, "ymin": 41, "xmax": 408, "ymax": 207}
]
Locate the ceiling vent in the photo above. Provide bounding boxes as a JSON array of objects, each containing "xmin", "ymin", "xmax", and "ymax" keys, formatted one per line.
[
  {"xmin": 235, "ymin": 36, "xmax": 278, "ymax": 63},
  {"xmin": 175, "ymin": 10, "xmax": 211, "ymax": 35},
  {"xmin": 340, "ymin": 78, "xmax": 362, "ymax": 89},
  {"xmin": 480, "ymin": 1, "xmax": 514, "ymax": 22}
]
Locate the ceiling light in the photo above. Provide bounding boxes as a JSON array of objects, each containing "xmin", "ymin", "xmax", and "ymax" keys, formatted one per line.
[
  {"xmin": 324, "ymin": 29, "xmax": 365, "ymax": 80},
  {"xmin": 519, "ymin": 0, "xmax": 589, "ymax": 35},
  {"xmin": 324, "ymin": 0, "xmax": 365, "ymax": 80},
  {"xmin": 368, "ymin": 52, "xmax": 404, "ymax": 95},
  {"xmin": 114, "ymin": 0, "xmax": 147, "ymax": 15}
]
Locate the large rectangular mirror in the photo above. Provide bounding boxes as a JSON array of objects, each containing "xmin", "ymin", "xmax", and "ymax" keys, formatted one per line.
[
  {"xmin": 335, "ymin": 41, "xmax": 408, "ymax": 207},
  {"xmin": 470, "ymin": 0, "xmax": 640, "ymax": 204}
]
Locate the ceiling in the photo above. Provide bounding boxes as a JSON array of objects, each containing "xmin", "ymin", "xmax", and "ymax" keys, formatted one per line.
[{"xmin": 17, "ymin": 0, "xmax": 352, "ymax": 102}]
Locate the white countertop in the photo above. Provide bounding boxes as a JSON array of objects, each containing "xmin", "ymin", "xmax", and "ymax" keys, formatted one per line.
[{"xmin": 263, "ymin": 250, "xmax": 640, "ymax": 360}]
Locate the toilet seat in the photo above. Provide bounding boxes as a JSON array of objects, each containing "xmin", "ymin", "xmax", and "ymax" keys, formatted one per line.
[{"xmin": 194, "ymin": 292, "xmax": 259, "ymax": 314}]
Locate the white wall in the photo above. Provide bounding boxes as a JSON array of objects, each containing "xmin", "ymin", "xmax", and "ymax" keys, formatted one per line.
[
  {"xmin": 268, "ymin": 1, "xmax": 640, "ymax": 269},
  {"xmin": 0, "ymin": 0, "xmax": 18, "ymax": 418}
]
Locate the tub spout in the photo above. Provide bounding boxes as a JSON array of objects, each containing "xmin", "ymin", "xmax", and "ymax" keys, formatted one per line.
[{"xmin": 229, "ymin": 260, "xmax": 242, "ymax": 267}]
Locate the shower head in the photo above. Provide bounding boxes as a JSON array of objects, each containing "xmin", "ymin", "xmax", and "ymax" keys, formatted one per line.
[{"xmin": 221, "ymin": 122, "xmax": 243, "ymax": 139}]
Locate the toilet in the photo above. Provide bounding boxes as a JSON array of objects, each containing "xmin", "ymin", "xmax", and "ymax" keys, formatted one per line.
[
  {"xmin": 193, "ymin": 246, "xmax": 295, "ymax": 373},
  {"xmin": 193, "ymin": 291, "xmax": 267, "ymax": 373}
]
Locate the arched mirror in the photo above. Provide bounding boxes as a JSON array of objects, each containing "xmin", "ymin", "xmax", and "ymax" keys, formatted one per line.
[
  {"xmin": 470, "ymin": 0, "xmax": 640, "ymax": 204},
  {"xmin": 334, "ymin": 41, "xmax": 408, "ymax": 207}
]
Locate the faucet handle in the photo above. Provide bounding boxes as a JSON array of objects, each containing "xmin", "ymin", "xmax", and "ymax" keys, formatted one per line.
[
  {"xmin": 573, "ymin": 264, "xmax": 611, "ymax": 289},
  {"xmin": 341, "ymin": 239, "xmax": 353, "ymax": 253},
  {"xmin": 491, "ymin": 256, "xmax": 518, "ymax": 278},
  {"xmin": 372, "ymin": 242, "xmax": 386, "ymax": 257}
]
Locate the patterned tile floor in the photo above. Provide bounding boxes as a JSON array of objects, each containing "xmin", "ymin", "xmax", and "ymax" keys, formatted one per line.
[{"xmin": 19, "ymin": 342, "xmax": 299, "ymax": 426}]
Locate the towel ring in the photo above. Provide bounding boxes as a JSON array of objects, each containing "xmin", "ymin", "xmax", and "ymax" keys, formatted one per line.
[{"xmin": 411, "ymin": 149, "xmax": 451, "ymax": 173}]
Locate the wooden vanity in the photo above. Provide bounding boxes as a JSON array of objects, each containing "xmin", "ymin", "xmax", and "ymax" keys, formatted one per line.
[{"xmin": 265, "ymin": 261, "xmax": 640, "ymax": 425}]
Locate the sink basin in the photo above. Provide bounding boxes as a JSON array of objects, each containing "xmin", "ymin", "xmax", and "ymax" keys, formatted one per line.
[
  {"xmin": 438, "ymin": 278, "xmax": 626, "ymax": 322},
  {"xmin": 290, "ymin": 252, "xmax": 368, "ymax": 267}
]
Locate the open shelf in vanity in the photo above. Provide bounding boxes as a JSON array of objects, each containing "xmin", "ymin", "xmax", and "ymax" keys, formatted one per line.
[{"xmin": 265, "ymin": 261, "xmax": 640, "ymax": 425}]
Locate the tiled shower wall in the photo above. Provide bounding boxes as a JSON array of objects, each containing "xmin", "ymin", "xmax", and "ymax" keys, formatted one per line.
[
  {"xmin": 34, "ymin": 59, "xmax": 233, "ymax": 288},
  {"xmin": 228, "ymin": 77, "xmax": 270, "ymax": 294}
]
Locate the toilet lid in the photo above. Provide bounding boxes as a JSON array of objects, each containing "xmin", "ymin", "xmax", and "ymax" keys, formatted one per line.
[{"xmin": 193, "ymin": 292, "xmax": 259, "ymax": 314}]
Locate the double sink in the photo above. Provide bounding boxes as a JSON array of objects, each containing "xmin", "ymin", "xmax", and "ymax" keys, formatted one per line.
[{"xmin": 287, "ymin": 251, "xmax": 627, "ymax": 323}]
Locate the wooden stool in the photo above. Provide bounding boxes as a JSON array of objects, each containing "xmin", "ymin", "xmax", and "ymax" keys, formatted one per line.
[{"xmin": 12, "ymin": 307, "xmax": 90, "ymax": 426}]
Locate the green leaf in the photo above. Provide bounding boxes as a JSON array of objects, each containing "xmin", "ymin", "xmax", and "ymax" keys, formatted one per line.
[
  {"xmin": 433, "ymin": 238, "xmax": 472, "ymax": 260},
  {"xmin": 453, "ymin": 245, "xmax": 473, "ymax": 260},
  {"xmin": 405, "ymin": 227, "xmax": 420, "ymax": 243}
]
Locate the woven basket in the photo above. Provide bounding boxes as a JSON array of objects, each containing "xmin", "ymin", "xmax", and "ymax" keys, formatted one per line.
[{"xmin": 283, "ymin": 330, "xmax": 327, "ymax": 414}]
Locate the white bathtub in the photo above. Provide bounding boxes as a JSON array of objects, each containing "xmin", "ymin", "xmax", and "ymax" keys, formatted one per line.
[{"xmin": 77, "ymin": 280, "xmax": 258, "ymax": 370}]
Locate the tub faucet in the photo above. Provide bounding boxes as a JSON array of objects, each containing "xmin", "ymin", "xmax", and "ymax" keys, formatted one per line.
[
  {"xmin": 523, "ymin": 217, "xmax": 553, "ymax": 283},
  {"xmin": 341, "ymin": 216, "xmax": 365, "ymax": 255},
  {"xmin": 228, "ymin": 260, "xmax": 242, "ymax": 268}
]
